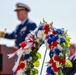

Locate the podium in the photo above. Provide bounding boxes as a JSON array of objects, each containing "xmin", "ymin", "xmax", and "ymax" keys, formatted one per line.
[
  {"xmin": 0, "ymin": 45, "xmax": 17, "ymax": 75},
  {"xmin": 0, "ymin": 45, "xmax": 2, "ymax": 74},
  {"xmin": 0, "ymin": 43, "xmax": 75, "ymax": 74}
]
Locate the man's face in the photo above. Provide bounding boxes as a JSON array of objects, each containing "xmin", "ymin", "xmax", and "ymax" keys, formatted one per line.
[
  {"xmin": 16, "ymin": 10, "xmax": 28, "ymax": 21},
  {"xmin": 69, "ymin": 45, "xmax": 75, "ymax": 56}
]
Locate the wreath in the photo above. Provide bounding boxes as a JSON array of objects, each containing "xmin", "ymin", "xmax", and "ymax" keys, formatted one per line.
[{"xmin": 8, "ymin": 19, "xmax": 72, "ymax": 75}]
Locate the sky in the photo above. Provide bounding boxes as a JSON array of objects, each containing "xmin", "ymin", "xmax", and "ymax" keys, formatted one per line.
[
  {"xmin": 0, "ymin": 0, "xmax": 76, "ymax": 46},
  {"xmin": 0, "ymin": 0, "xmax": 76, "ymax": 74}
]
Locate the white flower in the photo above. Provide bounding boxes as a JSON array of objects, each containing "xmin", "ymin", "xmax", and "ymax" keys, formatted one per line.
[
  {"xmin": 26, "ymin": 57, "xmax": 32, "ymax": 61},
  {"xmin": 23, "ymin": 48, "xmax": 32, "ymax": 54},
  {"xmin": 57, "ymin": 44, "xmax": 63, "ymax": 50},
  {"xmin": 37, "ymin": 30, "xmax": 46, "ymax": 40},
  {"xmin": 16, "ymin": 69, "xmax": 25, "ymax": 75},
  {"xmin": 17, "ymin": 49, "xmax": 24, "ymax": 57},
  {"xmin": 33, "ymin": 27, "xmax": 38, "ymax": 34},
  {"xmin": 35, "ymin": 38, "xmax": 40, "ymax": 43},
  {"xmin": 37, "ymin": 30, "xmax": 44, "ymax": 39}
]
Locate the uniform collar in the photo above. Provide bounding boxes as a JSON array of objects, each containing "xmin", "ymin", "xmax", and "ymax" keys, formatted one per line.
[
  {"xmin": 21, "ymin": 18, "xmax": 28, "ymax": 25},
  {"xmin": 69, "ymin": 55, "xmax": 74, "ymax": 60},
  {"xmin": 69, "ymin": 53, "xmax": 76, "ymax": 60}
]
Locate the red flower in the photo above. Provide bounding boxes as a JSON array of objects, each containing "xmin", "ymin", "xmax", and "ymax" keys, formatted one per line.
[
  {"xmin": 44, "ymin": 30, "xmax": 49, "ymax": 34},
  {"xmin": 53, "ymin": 67, "xmax": 59, "ymax": 72},
  {"xmin": 20, "ymin": 42, "xmax": 27, "ymax": 49},
  {"xmin": 21, "ymin": 58, "xmax": 25, "ymax": 61},
  {"xmin": 48, "ymin": 44, "xmax": 53, "ymax": 49},
  {"xmin": 51, "ymin": 62, "xmax": 59, "ymax": 72},
  {"xmin": 52, "ymin": 30, "xmax": 57, "ymax": 35},
  {"xmin": 42, "ymin": 24, "xmax": 50, "ymax": 34},
  {"xmin": 43, "ymin": 24, "xmax": 50, "ymax": 30},
  {"xmin": 52, "ymin": 41, "xmax": 58, "ymax": 47},
  {"xmin": 49, "ymin": 59, "xmax": 54, "ymax": 64},
  {"xmin": 46, "ymin": 35, "xmax": 48, "ymax": 39},
  {"xmin": 60, "ymin": 59, "xmax": 66, "ymax": 65},
  {"xmin": 54, "ymin": 55, "xmax": 60, "ymax": 61},
  {"xmin": 16, "ymin": 63, "xmax": 25, "ymax": 73},
  {"xmin": 52, "ymin": 62, "xmax": 56, "ymax": 68},
  {"xmin": 16, "ymin": 65, "xmax": 21, "ymax": 73},
  {"xmin": 19, "ymin": 63, "xmax": 25, "ymax": 69}
]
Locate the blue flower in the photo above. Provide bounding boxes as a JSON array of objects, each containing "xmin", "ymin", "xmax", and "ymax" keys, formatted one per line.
[
  {"xmin": 60, "ymin": 38, "xmax": 66, "ymax": 44},
  {"xmin": 36, "ymin": 30, "xmax": 38, "ymax": 37},
  {"xmin": 49, "ymin": 50, "xmax": 54, "ymax": 58},
  {"xmin": 47, "ymin": 37, "xmax": 53, "ymax": 44},
  {"xmin": 48, "ymin": 34, "xmax": 54, "ymax": 38},
  {"xmin": 36, "ymin": 25, "xmax": 44, "ymax": 37},
  {"xmin": 55, "ymin": 48, "xmax": 61, "ymax": 55},
  {"xmin": 24, "ymin": 54, "xmax": 31, "ymax": 60},
  {"xmin": 52, "ymin": 35, "xmax": 58, "ymax": 41},
  {"xmin": 50, "ymin": 28, "xmax": 54, "ymax": 30},
  {"xmin": 46, "ymin": 66, "xmax": 55, "ymax": 75},
  {"xmin": 56, "ymin": 29, "xmax": 63, "ymax": 34},
  {"xmin": 38, "ymin": 25, "xmax": 44, "ymax": 30}
]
